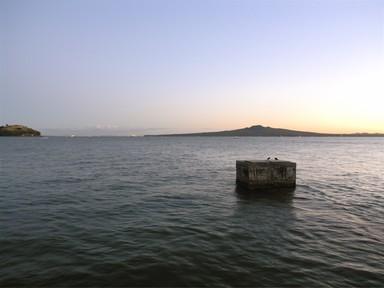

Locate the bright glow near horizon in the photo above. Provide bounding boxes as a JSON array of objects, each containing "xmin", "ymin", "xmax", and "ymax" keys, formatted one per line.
[{"xmin": 1, "ymin": 0, "xmax": 383, "ymax": 135}]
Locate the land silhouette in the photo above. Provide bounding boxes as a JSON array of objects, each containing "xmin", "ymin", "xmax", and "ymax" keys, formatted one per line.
[{"xmin": 146, "ymin": 125, "xmax": 384, "ymax": 137}]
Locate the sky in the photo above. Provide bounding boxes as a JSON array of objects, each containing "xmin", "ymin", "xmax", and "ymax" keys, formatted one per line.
[{"xmin": 1, "ymin": 0, "xmax": 383, "ymax": 135}]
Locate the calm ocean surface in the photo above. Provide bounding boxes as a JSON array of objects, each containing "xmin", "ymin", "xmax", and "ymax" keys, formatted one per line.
[{"xmin": 1, "ymin": 136, "xmax": 383, "ymax": 287}]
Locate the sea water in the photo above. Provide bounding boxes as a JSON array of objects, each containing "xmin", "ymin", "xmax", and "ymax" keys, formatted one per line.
[{"xmin": 0, "ymin": 136, "xmax": 383, "ymax": 287}]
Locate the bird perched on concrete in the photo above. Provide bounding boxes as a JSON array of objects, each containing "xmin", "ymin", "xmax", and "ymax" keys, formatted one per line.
[{"xmin": 275, "ymin": 157, "xmax": 279, "ymax": 160}]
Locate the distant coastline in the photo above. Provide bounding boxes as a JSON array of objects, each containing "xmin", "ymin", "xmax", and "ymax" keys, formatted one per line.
[
  {"xmin": 0, "ymin": 125, "xmax": 41, "ymax": 137},
  {"xmin": 145, "ymin": 125, "xmax": 384, "ymax": 137}
]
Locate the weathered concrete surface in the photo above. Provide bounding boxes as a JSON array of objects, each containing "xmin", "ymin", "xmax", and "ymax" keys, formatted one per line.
[{"xmin": 236, "ymin": 160, "xmax": 296, "ymax": 190}]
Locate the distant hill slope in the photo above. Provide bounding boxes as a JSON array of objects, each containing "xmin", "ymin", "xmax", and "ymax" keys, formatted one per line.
[
  {"xmin": 146, "ymin": 125, "xmax": 384, "ymax": 137},
  {"xmin": 0, "ymin": 125, "xmax": 41, "ymax": 136}
]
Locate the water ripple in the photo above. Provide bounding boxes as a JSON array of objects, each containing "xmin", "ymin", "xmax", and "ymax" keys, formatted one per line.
[{"xmin": 1, "ymin": 137, "xmax": 383, "ymax": 287}]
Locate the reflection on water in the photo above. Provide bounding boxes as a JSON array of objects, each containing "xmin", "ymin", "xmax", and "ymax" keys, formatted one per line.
[{"xmin": 235, "ymin": 185, "xmax": 295, "ymax": 203}]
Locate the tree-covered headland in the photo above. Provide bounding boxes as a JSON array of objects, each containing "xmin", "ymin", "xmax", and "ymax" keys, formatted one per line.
[{"xmin": 0, "ymin": 125, "xmax": 41, "ymax": 136}]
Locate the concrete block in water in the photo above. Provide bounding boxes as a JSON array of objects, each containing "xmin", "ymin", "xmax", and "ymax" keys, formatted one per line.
[{"xmin": 236, "ymin": 160, "xmax": 296, "ymax": 190}]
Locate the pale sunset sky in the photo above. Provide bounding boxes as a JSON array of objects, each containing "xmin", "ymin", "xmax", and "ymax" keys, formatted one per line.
[{"xmin": 1, "ymin": 0, "xmax": 383, "ymax": 135}]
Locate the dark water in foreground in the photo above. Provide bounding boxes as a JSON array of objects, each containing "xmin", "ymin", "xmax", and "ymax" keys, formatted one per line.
[{"xmin": 1, "ymin": 137, "xmax": 383, "ymax": 287}]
